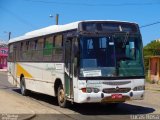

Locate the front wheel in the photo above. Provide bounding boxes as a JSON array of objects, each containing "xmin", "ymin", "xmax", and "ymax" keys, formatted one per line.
[{"xmin": 57, "ymin": 85, "xmax": 69, "ymax": 108}]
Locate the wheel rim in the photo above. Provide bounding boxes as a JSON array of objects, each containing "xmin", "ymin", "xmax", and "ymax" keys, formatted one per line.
[
  {"xmin": 59, "ymin": 89, "xmax": 65, "ymax": 103},
  {"xmin": 22, "ymin": 85, "xmax": 24, "ymax": 93},
  {"xmin": 21, "ymin": 81, "xmax": 25, "ymax": 94}
]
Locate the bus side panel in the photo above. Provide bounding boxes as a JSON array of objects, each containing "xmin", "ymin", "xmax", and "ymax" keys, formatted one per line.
[
  {"xmin": 42, "ymin": 63, "xmax": 65, "ymax": 85},
  {"xmin": 17, "ymin": 62, "xmax": 64, "ymax": 97},
  {"xmin": 25, "ymin": 79, "xmax": 55, "ymax": 96},
  {"xmin": 8, "ymin": 62, "xmax": 18, "ymax": 86},
  {"xmin": 42, "ymin": 63, "xmax": 65, "ymax": 96}
]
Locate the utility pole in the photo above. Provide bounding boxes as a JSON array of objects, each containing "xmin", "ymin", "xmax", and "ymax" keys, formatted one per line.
[
  {"xmin": 49, "ymin": 13, "xmax": 59, "ymax": 25},
  {"xmin": 8, "ymin": 32, "xmax": 11, "ymax": 40},
  {"xmin": 56, "ymin": 14, "xmax": 59, "ymax": 25},
  {"xmin": 4, "ymin": 31, "xmax": 11, "ymax": 42}
]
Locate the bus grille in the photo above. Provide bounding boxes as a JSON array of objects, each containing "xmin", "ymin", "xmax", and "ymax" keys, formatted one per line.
[
  {"xmin": 102, "ymin": 81, "xmax": 131, "ymax": 85},
  {"xmin": 102, "ymin": 88, "xmax": 131, "ymax": 93}
]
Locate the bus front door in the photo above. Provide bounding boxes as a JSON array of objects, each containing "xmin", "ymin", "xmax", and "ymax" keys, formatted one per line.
[{"xmin": 65, "ymin": 38, "xmax": 73, "ymax": 99}]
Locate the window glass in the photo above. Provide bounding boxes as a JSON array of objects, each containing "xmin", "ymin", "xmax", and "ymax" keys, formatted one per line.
[
  {"xmin": 20, "ymin": 42, "xmax": 24, "ymax": 51},
  {"xmin": 15, "ymin": 43, "xmax": 20, "ymax": 61},
  {"xmin": 44, "ymin": 36, "xmax": 53, "ymax": 49},
  {"xmin": 52, "ymin": 35, "xmax": 63, "ymax": 61},
  {"xmin": 55, "ymin": 35, "xmax": 62, "ymax": 47},
  {"xmin": 26, "ymin": 41, "xmax": 30, "ymax": 51},
  {"xmin": 101, "ymin": 24, "xmax": 119, "ymax": 31},
  {"xmin": 8, "ymin": 44, "xmax": 13, "ymax": 62},
  {"xmin": 87, "ymin": 39, "xmax": 93, "ymax": 49},
  {"xmin": 79, "ymin": 35, "xmax": 144, "ymax": 77},
  {"xmin": 99, "ymin": 37, "xmax": 107, "ymax": 48},
  {"xmin": 37, "ymin": 38, "xmax": 44, "ymax": 50},
  {"xmin": 34, "ymin": 40, "xmax": 38, "ymax": 50},
  {"xmin": 43, "ymin": 36, "xmax": 53, "ymax": 61},
  {"xmin": 29, "ymin": 41, "xmax": 35, "ymax": 50},
  {"xmin": 84, "ymin": 23, "xmax": 96, "ymax": 31},
  {"xmin": 114, "ymin": 34, "xmax": 144, "ymax": 77},
  {"xmin": 10, "ymin": 35, "xmax": 64, "ymax": 62},
  {"xmin": 80, "ymin": 37, "xmax": 116, "ymax": 77}
]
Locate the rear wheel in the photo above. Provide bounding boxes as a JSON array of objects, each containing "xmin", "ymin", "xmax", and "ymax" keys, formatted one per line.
[
  {"xmin": 57, "ymin": 85, "xmax": 69, "ymax": 108},
  {"xmin": 20, "ymin": 77, "xmax": 28, "ymax": 96}
]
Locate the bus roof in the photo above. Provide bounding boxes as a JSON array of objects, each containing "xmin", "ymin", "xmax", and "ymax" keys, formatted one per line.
[{"xmin": 8, "ymin": 20, "xmax": 137, "ymax": 44}]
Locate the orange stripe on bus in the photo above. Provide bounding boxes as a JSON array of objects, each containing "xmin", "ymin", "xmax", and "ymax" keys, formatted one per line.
[{"xmin": 16, "ymin": 63, "xmax": 33, "ymax": 78}]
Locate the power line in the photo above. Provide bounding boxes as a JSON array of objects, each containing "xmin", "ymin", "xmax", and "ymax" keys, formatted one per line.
[
  {"xmin": 0, "ymin": 6, "xmax": 37, "ymax": 29},
  {"xmin": 140, "ymin": 21, "xmax": 160, "ymax": 28},
  {"xmin": 24, "ymin": 0, "xmax": 160, "ymax": 7}
]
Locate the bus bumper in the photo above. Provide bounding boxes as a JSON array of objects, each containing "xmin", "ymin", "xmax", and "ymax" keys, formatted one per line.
[{"xmin": 76, "ymin": 90, "xmax": 144, "ymax": 103}]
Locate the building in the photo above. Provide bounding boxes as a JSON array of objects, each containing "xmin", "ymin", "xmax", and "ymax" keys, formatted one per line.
[
  {"xmin": 0, "ymin": 42, "xmax": 8, "ymax": 69},
  {"xmin": 148, "ymin": 56, "xmax": 160, "ymax": 83}
]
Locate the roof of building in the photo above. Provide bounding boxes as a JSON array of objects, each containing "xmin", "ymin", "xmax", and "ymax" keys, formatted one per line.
[
  {"xmin": 0, "ymin": 44, "xmax": 8, "ymax": 48},
  {"xmin": 0, "ymin": 40, "xmax": 8, "ymax": 47},
  {"xmin": 8, "ymin": 20, "xmax": 137, "ymax": 44}
]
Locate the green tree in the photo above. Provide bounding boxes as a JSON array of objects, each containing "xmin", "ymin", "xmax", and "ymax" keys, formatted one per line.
[{"xmin": 143, "ymin": 40, "xmax": 160, "ymax": 73}]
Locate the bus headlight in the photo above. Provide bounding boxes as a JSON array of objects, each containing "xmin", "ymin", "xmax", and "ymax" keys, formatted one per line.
[
  {"xmin": 86, "ymin": 88, "xmax": 92, "ymax": 93},
  {"xmin": 93, "ymin": 88, "xmax": 100, "ymax": 93},
  {"xmin": 133, "ymin": 86, "xmax": 145, "ymax": 91},
  {"xmin": 81, "ymin": 87, "xmax": 100, "ymax": 93}
]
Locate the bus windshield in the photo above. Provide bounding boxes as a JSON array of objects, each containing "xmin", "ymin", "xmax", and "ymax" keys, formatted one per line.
[{"xmin": 79, "ymin": 34, "xmax": 144, "ymax": 78}]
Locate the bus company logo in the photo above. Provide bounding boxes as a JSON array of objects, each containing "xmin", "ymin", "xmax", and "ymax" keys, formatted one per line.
[{"xmin": 115, "ymin": 86, "xmax": 119, "ymax": 91}]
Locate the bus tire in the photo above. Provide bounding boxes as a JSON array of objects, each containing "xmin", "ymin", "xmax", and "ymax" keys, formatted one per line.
[
  {"xmin": 57, "ymin": 85, "xmax": 69, "ymax": 108},
  {"xmin": 20, "ymin": 77, "xmax": 28, "ymax": 96}
]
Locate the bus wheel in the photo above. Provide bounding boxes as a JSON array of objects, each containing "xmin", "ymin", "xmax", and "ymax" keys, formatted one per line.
[
  {"xmin": 20, "ymin": 77, "xmax": 28, "ymax": 96},
  {"xmin": 57, "ymin": 85, "xmax": 68, "ymax": 108}
]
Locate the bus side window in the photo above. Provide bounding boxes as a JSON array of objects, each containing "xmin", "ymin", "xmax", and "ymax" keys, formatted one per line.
[
  {"xmin": 15, "ymin": 43, "xmax": 20, "ymax": 61},
  {"xmin": 20, "ymin": 42, "xmax": 23, "ymax": 51},
  {"xmin": 20, "ymin": 42, "xmax": 25, "ymax": 61},
  {"xmin": 44, "ymin": 36, "xmax": 53, "ymax": 49},
  {"xmin": 34, "ymin": 40, "xmax": 38, "ymax": 50},
  {"xmin": 8, "ymin": 44, "xmax": 13, "ymax": 62},
  {"xmin": 36, "ymin": 38, "xmax": 44, "ymax": 61},
  {"xmin": 29, "ymin": 40, "xmax": 35, "ymax": 50},
  {"xmin": 53, "ymin": 34, "xmax": 63, "ymax": 62},
  {"xmin": 37, "ymin": 38, "xmax": 44, "ymax": 50},
  {"xmin": 55, "ymin": 35, "xmax": 63, "ymax": 47},
  {"xmin": 43, "ymin": 36, "xmax": 53, "ymax": 61},
  {"xmin": 30, "ymin": 40, "xmax": 38, "ymax": 61},
  {"xmin": 26, "ymin": 41, "xmax": 30, "ymax": 51}
]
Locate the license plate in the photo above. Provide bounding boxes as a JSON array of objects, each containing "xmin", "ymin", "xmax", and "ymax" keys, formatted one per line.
[{"xmin": 111, "ymin": 94, "xmax": 122, "ymax": 99}]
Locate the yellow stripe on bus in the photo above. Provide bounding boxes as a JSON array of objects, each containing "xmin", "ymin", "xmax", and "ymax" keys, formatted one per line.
[{"xmin": 16, "ymin": 63, "xmax": 33, "ymax": 78}]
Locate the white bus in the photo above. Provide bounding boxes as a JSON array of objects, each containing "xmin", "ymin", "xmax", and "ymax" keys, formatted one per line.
[{"xmin": 8, "ymin": 20, "xmax": 145, "ymax": 107}]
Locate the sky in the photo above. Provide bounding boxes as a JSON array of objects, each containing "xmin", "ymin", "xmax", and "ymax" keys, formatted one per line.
[{"xmin": 0, "ymin": 0, "xmax": 160, "ymax": 46}]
